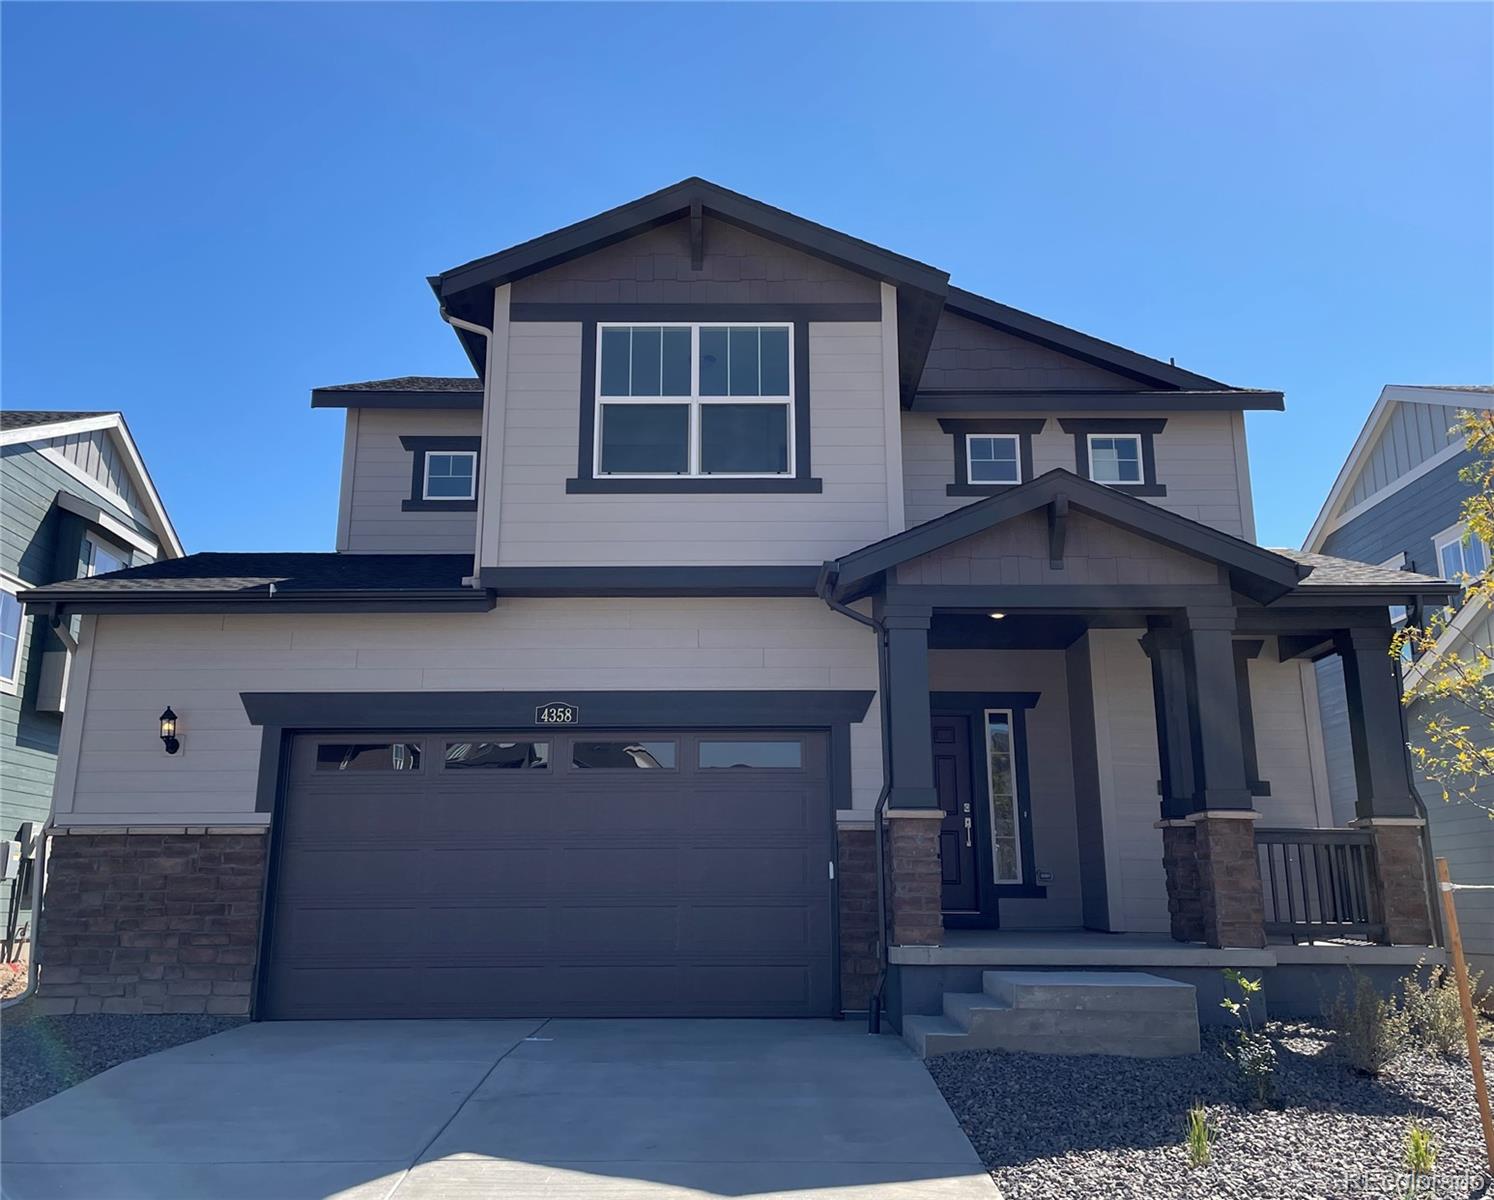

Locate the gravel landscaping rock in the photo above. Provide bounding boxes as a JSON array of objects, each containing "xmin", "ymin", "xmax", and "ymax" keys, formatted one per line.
[
  {"xmin": 927, "ymin": 1022, "xmax": 1494, "ymax": 1199},
  {"xmin": 1, "ymin": 1002, "xmax": 245, "ymax": 1117}
]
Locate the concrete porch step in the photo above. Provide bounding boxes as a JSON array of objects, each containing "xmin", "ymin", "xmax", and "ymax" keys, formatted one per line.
[{"xmin": 904, "ymin": 969, "xmax": 1201, "ymax": 1059}]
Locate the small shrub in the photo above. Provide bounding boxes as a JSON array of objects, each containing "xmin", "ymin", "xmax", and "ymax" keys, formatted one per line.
[
  {"xmin": 1404, "ymin": 1120, "xmax": 1436, "ymax": 1185},
  {"xmin": 1185, "ymin": 1103, "xmax": 1214, "ymax": 1168},
  {"xmin": 1220, "ymin": 969, "xmax": 1277, "ymax": 1105},
  {"xmin": 1327, "ymin": 970, "xmax": 1410, "ymax": 1076},
  {"xmin": 1401, "ymin": 957, "xmax": 1488, "ymax": 1055}
]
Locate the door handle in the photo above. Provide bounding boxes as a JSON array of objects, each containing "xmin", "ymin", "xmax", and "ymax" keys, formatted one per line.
[{"xmin": 964, "ymin": 817, "xmax": 972, "ymax": 848}]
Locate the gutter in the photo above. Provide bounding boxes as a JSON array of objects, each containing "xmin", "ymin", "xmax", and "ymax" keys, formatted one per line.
[
  {"xmin": 438, "ymin": 306, "xmax": 495, "ymax": 590},
  {"xmin": 815, "ymin": 563, "xmax": 894, "ymax": 1034}
]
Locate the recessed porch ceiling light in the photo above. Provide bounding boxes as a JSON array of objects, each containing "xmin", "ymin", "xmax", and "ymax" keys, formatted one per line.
[{"xmin": 989, "ymin": 612, "xmax": 1007, "ymax": 620}]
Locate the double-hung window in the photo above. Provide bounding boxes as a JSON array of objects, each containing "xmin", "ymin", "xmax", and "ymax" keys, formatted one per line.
[
  {"xmin": 1434, "ymin": 522, "xmax": 1488, "ymax": 585},
  {"xmin": 595, "ymin": 324, "xmax": 793, "ymax": 478}
]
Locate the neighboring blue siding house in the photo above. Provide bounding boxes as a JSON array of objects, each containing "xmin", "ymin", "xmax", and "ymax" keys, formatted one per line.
[
  {"xmin": 0, "ymin": 411, "xmax": 181, "ymax": 950},
  {"xmin": 1305, "ymin": 383, "xmax": 1494, "ymax": 982}
]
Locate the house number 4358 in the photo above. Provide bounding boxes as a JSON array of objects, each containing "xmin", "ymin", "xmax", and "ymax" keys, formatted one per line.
[{"xmin": 535, "ymin": 702, "xmax": 579, "ymax": 725}]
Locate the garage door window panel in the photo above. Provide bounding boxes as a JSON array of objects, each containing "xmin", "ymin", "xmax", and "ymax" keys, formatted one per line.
[
  {"xmin": 571, "ymin": 740, "xmax": 678, "ymax": 770},
  {"xmin": 699, "ymin": 739, "xmax": 803, "ymax": 769},
  {"xmin": 314, "ymin": 742, "xmax": 422, "ymax": 772},
  {"xmin": 444, "ymin": 741, "xmax": 550, "ymax": 770}
]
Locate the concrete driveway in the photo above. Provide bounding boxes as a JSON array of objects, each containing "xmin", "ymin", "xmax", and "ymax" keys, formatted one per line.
[{"xmin": 0, "ymin": 1019, "xmax": 997, "ymax": 1199}]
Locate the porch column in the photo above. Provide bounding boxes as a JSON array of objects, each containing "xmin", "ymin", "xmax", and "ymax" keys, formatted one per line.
[
  {"xmin": 1336, "ymin": 624, "xmax": 1434, "ymax": 944},
  {"xmin": 1179, "ymin": 607, "xmax": 1265, "ymax": 948},
  {"xmin": 881, "ymin": 603, "xmax": 937, "ymax": 810},
  {"xmin": 1142, "ymin": 624, "xmax": 1206, "ymax": 943}
]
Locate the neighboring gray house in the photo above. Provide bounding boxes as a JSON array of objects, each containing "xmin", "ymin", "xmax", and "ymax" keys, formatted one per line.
[
  {"xmin": 20, "ymin": 181, "xmax": 1456, "ymax": 1047},
  {"xmin": 1305, "ymin": 383, "xmax": 1494, "ymax": 982},
  {"xmin": 0, "ymin": 411, "xmax": 181, "ymax": 941}
]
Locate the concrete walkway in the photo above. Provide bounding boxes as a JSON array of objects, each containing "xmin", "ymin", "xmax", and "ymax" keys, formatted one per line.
[{"xmin": 0, "ymin": 1019, "xmax": 997, "ymax": 1199}]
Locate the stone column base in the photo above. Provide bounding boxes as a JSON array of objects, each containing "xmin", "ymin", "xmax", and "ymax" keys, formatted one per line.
[
  {"xmin": 1190, "ymin": 812, "xmax": 1266, "ymax": 949},
  {"xmin": 835, "ymin": 825, "xmax": 878, "ymax": 1013},
  {"xmin": 1158, "ymin": 821, "xmax": 1205, "ymax": 944},
  {"xmin": 885, "ymin": 810, "xmax": 944, "ymax": 947},
  {"xmin": 37, "ymin": 829, "xmax": 269, "ymax": 1015},
  {"xmin": 1355, "ymin": 820, "xmax": 1435, "ymax": 945}
]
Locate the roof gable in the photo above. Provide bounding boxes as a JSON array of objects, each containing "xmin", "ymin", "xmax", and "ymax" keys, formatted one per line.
[
  {"xmin": 0, "ymin": 412, "xmax": 183, "ymax": 558},
  {"xmin": 1304, "ymin": 385, "xmax": 1489, "ymax": 551},
  {"xmin": 826, "ymin": 469, "xmax": 1305, "ymax": 603}
]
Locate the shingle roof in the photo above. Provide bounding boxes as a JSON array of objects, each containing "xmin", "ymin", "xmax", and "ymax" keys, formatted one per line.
[
  {"xmin": 20, "ymin": 552, "xmax": 478, "ymax": 605},
  {"xmin": 1270, "ymin": 548, "xmax": 1452, "ymax": 590},
  {"xmin": 1395, "ymin": 384, "xmax": 1494, "ymax": 394},
  {"xmin": 1, "ymin": 410, "xmax": 113, "ymax": 431},
  {"xmin": 313, "ymin": 377, "xmax": 481, "ymax": 393}
]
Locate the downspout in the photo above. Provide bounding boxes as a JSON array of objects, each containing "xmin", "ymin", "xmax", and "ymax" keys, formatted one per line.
[
  {"xmin": 438, "ymin": 307, "xmax": 494, "ymax": 590},
  {"xmin": 2, "ymin": 606, "xmax": 73, "ymax": 1010},
  {"xmin": 816, "ymin": 564, "xmax": 894, "ymax": 1034}
]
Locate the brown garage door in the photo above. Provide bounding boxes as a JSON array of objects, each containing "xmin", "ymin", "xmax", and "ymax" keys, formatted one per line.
[{"xmin": 262, "ymin": 729, "xmax": 835, "ymax": 1019}]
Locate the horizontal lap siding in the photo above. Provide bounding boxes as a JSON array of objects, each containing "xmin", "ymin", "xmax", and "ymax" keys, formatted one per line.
[
  {"xmin": 497, "ymin": 322, "xmax": 892, "ymax": 565},
  {"xmin": 1248, "ymin": 645, "xmax": 1326, "ymax": 827},
  {"xmin": 1321, "ymin": 450, "xmax": 1477, "ymax": 576},
  {"xmin": 343, "ymin": 409, "xmax": 480, "ymax": 554},
  {"xmin": 902, "ymin": 410, "xmax": 1249, "ymax": 537},
  {"xmin": 1085, "ymin": 629, "xmax": 1169, "ymax": 933},
  {"xmin": 62, "ymin": 600, "xmax": 882, "ymax": 824}
]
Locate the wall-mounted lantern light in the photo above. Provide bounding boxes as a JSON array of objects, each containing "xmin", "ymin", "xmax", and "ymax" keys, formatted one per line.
[{"xmin": 159, "ymin": 707, "xmax": 180, "ymax": 755}]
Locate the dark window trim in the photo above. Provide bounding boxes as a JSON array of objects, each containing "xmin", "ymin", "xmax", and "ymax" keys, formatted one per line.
[
  {"xmin": 1233, "ymin": 638, "xmax": 1271, "ymax": 797},
  {"xmin": 938, "ymin": 418, "xmax": 1045, "ymax": 497},
  {"xmin": 512, "ymin": 302, "xmax": 881, "ymax": 323},
  {"xmin": 1058, "ymin": 418, "xmax": 1167, "ymax": 497},
  {"xmin": 567, "ymin": 317, "xmax": 822, "ymax": 495},
  {"xmin": 399, "ymin": 436, "xmax": 481, "ymax": 511},
  {"xmin": 931, "ymin": 691, "xmax": 1045, "ymax": 922}
]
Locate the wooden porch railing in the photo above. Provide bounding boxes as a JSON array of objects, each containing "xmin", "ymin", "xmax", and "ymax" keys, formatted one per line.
[{"xmin": 1254, "ymin": 827, "xmax": 1386, "ymax": 943}]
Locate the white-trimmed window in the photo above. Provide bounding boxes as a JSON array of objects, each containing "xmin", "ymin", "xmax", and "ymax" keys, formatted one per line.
[
  {"xmin": 1434, "ymin": 522, "xmax": 1488, "ymax": 585},
  {"xmin": 966, "ymin": 434, "xmax": 1021, "ymax": 485},
  {"xmin": 595, "ymin": 323, "xmax": 794, "ymax": 477},
  {"xmin": 82, "ymin": 534, "xmax": 128, "ymax": 578},
  {"xmin": 423, "ymin": 450, "xmax": 477, "ymax": 501},
  {"xmin": 0, "ymin": 581, "xmax": 22, "ymax": 690},
  {"xmin": 1087, "ymin": 434, "xmax": 1144, "ymax": 485},
  {"xmin": 1380, "ymin": 553, "xmax": 1413, "ymax": 666},
  {"xmin": 983, "ymin": 708, "xmax": 1022, "ymax": 884}
]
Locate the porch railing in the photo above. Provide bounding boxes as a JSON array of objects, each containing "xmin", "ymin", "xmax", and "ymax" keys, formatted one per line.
[{"xmin": 1254, "ymin": 827, "xmax": 1385, "ymax": 943}]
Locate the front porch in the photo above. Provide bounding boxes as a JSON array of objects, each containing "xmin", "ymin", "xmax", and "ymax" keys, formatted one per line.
[{"xmin": 821, "ymin": 470, "xmax": 1456, "ymax": 1023}]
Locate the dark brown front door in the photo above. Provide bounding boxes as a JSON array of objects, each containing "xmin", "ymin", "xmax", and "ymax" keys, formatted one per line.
[{"xmin": 932, "ymin": 715, "xmax": 978, "ymax": 914}]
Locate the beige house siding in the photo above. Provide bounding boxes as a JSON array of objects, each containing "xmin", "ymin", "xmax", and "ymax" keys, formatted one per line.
[
  {"xmin": 494, "ymin": 321, "xmax": 893, "ymax": 566},
  {"xmin": 341, "ymin": 408, "xmax": 480, "ymax": 554},
  {"xmin": 902, "ymin": 410, "xmax": 1253, "ymax": 538},
  {"xmin": 53, "ymin": 599, "xmax": 884, "ymax": 827}
]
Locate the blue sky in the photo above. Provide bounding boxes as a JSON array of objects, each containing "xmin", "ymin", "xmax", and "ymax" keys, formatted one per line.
[{"xmin": 3, "ymin": 2, "xmax": 1490, "ymax": 552}]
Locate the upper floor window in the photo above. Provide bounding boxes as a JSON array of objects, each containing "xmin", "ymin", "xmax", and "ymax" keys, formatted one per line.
[
  {"xmin": 595, "ymin": 324, "xmax": 793, "ymax": 478},
  {"xmin": 82, "ymin": 534, "xmax": 128, "ymax": 578},
  {"xmin": 1059, "ymin": 418, "xmax": 1167, "ymax": 497},
  {"xmin": 967, "ymin": 435, "xmax": 1021, "ymax": 485},
  {"xmin": 1434, "ymin": 522, "xmax": 1488, "ymax": 584},
  {"xmin": 1087, "ymin": 434, "xmax": 1143, "ymax": 485},
  {"xmin": 424, "ymin": 451, "xmax": 477, "ymax": 501},
  {"xmin": 0, "ymin": 584, "xmax": 22, "ymax": 687},
  {"xmin": 939, "ymin": 419, "xmax": 1043, "ymax": 497}
]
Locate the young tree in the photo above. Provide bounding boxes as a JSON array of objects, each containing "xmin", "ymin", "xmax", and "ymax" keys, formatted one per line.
[{"xmin": 1394, "ymin": 409, "xmax": 1494, "ymax": 816}]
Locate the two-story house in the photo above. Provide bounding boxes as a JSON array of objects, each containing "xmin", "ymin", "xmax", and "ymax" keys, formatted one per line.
[
  {"xmin": 0, "ymin": 410, "xmax": 180, "ymax": 967},
  {"xmin": 1306, "ymin": 383, "xmax": 1494, "ymax": 986},
  {"xmin": 21, "ymin": 181, "xmax": 1454, "ymax": 1046}
]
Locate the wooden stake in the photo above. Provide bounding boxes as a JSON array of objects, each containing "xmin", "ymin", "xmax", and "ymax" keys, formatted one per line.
[{"xmin": 1437, "ymin": 857, "xmax": 1494, "ymax": 1172}]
